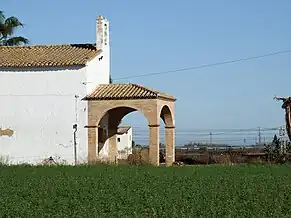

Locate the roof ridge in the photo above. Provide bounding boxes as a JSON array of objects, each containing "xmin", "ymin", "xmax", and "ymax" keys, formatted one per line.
[
  {"xmin": 0, "ymin": 43, "xmax": 97, "ymax": 49},
  {"xmin": 130, "ymin": 83, "xmax": 159, "ymax": 96},
  {"xmin": 83, "ymin": 83, "xmax": 176, "ymax": 101},
  {"xmin": 0, "ymin": 43, "xmax": 101, "ymax": 68}
]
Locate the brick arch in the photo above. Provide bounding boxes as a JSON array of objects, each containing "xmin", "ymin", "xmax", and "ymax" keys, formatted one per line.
[
  {"xmin": 96, "ymin": 105, "xmax": 153, "ymax": 128},
  {"xmin": 94, "ymin": 105, "xmax": 153, "ymax": 162},
  {"xmin": 83, "ymin": 83, "xmax": 176, "ymax": 166},
  {"xmin": 87, "ymin": 99, "xmax": 159, "ymax": 128},
  {"xmin": 86, "ymin": 99, "xmax": 159, "ymax": 163},
  {"xmin": 158, "ymin": 104, "xmax": 175, "ymax": 166}
]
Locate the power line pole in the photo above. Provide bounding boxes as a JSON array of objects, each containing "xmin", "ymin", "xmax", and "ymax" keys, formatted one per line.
[
  {"xmin": 73, "ymin": 124, "xmax": 78, "ymax": 165},
  {"xmin": 209, "ymin": 132, "xmax": 212, "ymax": 147},
  {"xmin": 258, "ymin": 126, "xmax": 261, "ymax": 145}
]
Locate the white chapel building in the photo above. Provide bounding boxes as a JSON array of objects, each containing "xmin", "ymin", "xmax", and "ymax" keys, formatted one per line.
[{"xmin": 0, "ymin": 16, "xmax": 112, "ymax": 164}]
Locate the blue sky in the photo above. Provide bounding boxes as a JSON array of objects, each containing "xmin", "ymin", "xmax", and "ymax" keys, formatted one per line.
[{"xmin": 3, "ymin": 0, "xmax": 291, "ymax": 145}]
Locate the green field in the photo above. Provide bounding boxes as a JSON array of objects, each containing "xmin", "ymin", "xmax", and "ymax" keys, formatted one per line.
[{"xmin": 1, "ymin": 164, "xmax": 291, "ymax": 217}]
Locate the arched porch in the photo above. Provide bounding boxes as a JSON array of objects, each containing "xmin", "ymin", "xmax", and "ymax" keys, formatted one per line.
[{"xmin": 82, "ymin": 83, "xmax": 176, "ymax": 166}]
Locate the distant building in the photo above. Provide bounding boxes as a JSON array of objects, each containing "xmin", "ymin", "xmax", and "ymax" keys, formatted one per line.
[{"xmin": 117, "ymin": 126, "xmax": 133, "ymax": 159}]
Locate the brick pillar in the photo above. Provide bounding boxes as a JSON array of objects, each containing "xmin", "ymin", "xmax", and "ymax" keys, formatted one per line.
[
  {"xmin": 108, "ymin": 128, "xmax": 118, "ymax": 163},
  {"xmin": 165, "ymin": 126, "xmax": 175, "ymax": 166},
  {"xmin": 149, "ymin": 124, "xmax": 160, "ymax": 166},
  {"xmin": 88, "ymin": 126, "xmax": 97, "ymax": 163}
]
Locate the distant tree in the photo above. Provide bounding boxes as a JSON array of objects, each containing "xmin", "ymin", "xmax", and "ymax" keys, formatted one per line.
[
  {"xmin": 264, "ymin": 135, "xmax": 287, "ymax": 163},
  {"xmin": 132, "ymin": 141, "xmax": 142, "ymax": 149},
  {"xmin": 272, "ymin": 134, "xmax": 281, "ymax": 158},
  {"xmin": 264, "ymin": 142, "xmax": 273, "ymax": 162},
  {"xmin": 268, "ymin": 134, "xmax": 285, "ymax": 163},
  {"xmin": 109, "ymin": 75, "xmax": 113, "ymax": 84},
  {"xmin": 226, "ymin": 146, "xmax": 233, "ymax": 154},
  {"xmin": 199, "ymin": 147, "xmax": 207, "ymax": 152},
  {"xmin": 0, "ymin": 11, "xmax": 29, "ymax": 46}
]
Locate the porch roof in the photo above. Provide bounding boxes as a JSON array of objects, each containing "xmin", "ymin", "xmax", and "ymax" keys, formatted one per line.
[{"xmin": 83, "ymin": 83, "xmax": 176, "ymax": 101}]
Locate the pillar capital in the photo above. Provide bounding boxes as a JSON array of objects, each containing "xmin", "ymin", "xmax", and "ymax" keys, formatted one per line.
[
  {"xmin": 148, "ymin": 124, "xmax": 160, "ymax": 128},
  {"xmin": 84, "ymin": 125, "xmax": 98, "ymax": 128},
  {"xmin": 165, "ymin": 126, "xmax": 175, "ymax": 129}
]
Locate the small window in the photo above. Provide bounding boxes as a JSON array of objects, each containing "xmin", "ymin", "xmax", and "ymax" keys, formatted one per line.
[{"xmin": 117, "ymin": 138, "xmax": 120, "ymax": 142}]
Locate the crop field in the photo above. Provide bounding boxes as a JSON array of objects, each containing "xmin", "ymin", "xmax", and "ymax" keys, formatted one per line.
[{"xmin": 1, "ymin": 164, "xmax": 291, "ymax": 217}]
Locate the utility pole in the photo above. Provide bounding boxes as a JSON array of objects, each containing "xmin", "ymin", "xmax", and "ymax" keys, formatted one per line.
[
  {"xmin": 73, "ymin": 95, "xmax": 79, "ymax": 165},
  {"xmin": 258, "ymin": 126, "xmax": 261, "ymax": 146},
  {"xmin": 209, "ymin": 132, "xmax": 212, "ymax": 147},
  {"xmin": 73, "ymin": 124, "xmax": 78, "ymax": 165}
]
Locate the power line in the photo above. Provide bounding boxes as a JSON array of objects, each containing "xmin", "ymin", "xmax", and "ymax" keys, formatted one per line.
[
  {"xmin": 134, "ymin": 133, "xmax": 277, "ymax": 139},
  {"xmin": 134, "ymin": 132, "xmax": 278, "ymax": 138},
  {"xmin": 133, "ymin": 136, "xmax": 275, "ymax": 142},
  {"xmin": 131, "ymin": 126, "xmax": 280, "ymax": 134},
  {"xmin": 113, "ymin": 49, "xmax": 291, "ymax": 81}
]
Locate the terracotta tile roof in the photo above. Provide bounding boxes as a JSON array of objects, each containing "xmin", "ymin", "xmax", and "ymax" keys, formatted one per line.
[
  {"xmin": 0, "ymin": 44, "xmax": 101, "ymax": 68},
  {"xmin": 83, "ymin": 83, "xmax": 176, "ymax": 101},
  {"xmin": 117, "ymin": 126, "xmax": 132, "ymax": 134}
]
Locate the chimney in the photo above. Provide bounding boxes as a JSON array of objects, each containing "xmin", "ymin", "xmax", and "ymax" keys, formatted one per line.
[{"xmin": 96, "ymin": 15, "xmax": 109, "ymax": 51}]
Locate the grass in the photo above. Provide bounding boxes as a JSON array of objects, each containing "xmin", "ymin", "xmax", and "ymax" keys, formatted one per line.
[{"xmin": 1, "ymin": 164, "xmax": 291, "ymax": 217}]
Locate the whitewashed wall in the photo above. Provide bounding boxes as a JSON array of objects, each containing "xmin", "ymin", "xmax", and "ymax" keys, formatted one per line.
[
  {"xmin": 0, "ymin": 66, "xmax": 86, "ymax": 164},
  {"xmin": 0, "ymin": 52, "xmax": 110, "ymax": 165}
]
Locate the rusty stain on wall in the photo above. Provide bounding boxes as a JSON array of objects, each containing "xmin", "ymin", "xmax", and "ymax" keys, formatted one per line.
[{"xmin": 0, "ymin": 128, "xmax": 14, "ymax": 137}]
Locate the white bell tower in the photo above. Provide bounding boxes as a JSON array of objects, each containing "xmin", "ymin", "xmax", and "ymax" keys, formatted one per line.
[
  {"xmin": 96, "ymin": 15, "xmax": 110, "ymax": 84},
  {"xmin": 96, "ymin": 15, "xmax": 110, "ymax": 51}
]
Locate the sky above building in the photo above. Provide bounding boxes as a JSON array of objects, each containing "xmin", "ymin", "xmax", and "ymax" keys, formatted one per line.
[{"xmin": 2, "ymin": 0, "xmax": 291, "ymax": 145}]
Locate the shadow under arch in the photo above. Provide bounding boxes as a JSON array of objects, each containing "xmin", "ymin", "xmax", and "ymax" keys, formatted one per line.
[{"xmin": 159, "ymin": 104, "xmax": 174, "ymax": 128}]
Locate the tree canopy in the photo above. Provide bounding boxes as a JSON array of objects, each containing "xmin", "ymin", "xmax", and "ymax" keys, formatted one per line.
[{"xmin": 0, "ymin": 11, "xmax": 29, "ymax": 46}]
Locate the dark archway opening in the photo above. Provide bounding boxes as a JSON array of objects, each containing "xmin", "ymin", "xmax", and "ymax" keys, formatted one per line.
[
  {"xmin": 159, "ymin": 105, "xmax": 174, "ymax": 165},
  {"xmin": 97, "ymin": 106, "xmax": 150, "ymax": 162}
]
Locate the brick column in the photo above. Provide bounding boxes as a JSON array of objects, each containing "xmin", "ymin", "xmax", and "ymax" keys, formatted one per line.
[
  {"xmin": 149, "ymin": 124, "xmax": 160, "ymax": 166},
  {"xmin": 87, "ymin": 126, "xmax": 97, "ymax": 163},
  {"xmin": 108, "ymin": 128, "xmax": 118, "ymax": 163},
  {"xmin": 165, "ymin": 126, "xmax": 175, "ymax": 166}
]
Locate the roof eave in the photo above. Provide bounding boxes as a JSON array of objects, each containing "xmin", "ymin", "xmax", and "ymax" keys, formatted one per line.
[
  {"xmin": 157, "ymin": 96, "xmax": 177, "ymax": 102},
  {"xmin": 82, "ymin": 96, "xmax": 158, "ymax": 101},
  {"xmin": 0, "ymin": 64, "xmax": 87, "ymax": 69},
  {"xmin": 82, "ymin": 96, "xmax": 177, "ymax": 101}
]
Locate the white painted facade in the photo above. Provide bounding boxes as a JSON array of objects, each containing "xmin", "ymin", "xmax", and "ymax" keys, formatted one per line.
[
  {"xmin": 117, "ymin": 126, "xmax": 133, "ymax": 159},
  {"xmin": 0, "ymin": 16, "xmax": 111, "ymax": 165}
]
